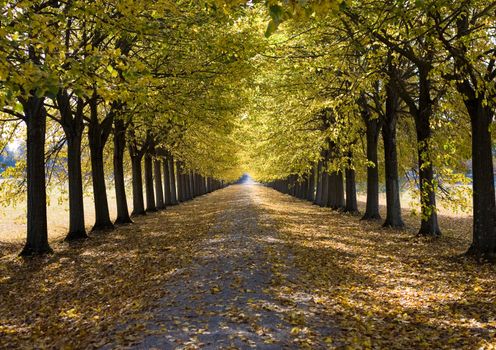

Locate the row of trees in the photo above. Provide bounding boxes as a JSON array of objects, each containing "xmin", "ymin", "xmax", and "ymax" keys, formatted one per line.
[
  {"xmin": 1, "ymin": 1, "xmax": 494, "ymax": 260},
  {"xmin": 242, "ymin": 0, "xmax": 495, "ymax": 260},
  {"xmin": 0, "ymin": 0, "xmax": 256, "ymax": 256}
]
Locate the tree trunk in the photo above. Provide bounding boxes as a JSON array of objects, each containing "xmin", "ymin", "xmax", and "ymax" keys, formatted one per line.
[
  {"xmin": 321, "ymin": 168, "xmax": 329, "ymax": 207},
  {"xmin": 88, "ymin": 127, "xmax": 114, "ymax": 232},
  {"xmin": 327, "ymin": 172, "xmax": 335, "ymax": 208},
  {"xmin": 415, "ymin": 69, "xmax": 441, "ymax": 236},
  {"xmin": 314, "ymin": 160, "xmax": 323, "ymax": 205},
  {"xmin": 20, "ymin": 96, "xmax": 52, "ymax": 256},
  {"xmin": 87, "ymin": 97, "xmax": 114, "ymax": 232},
  {"xmin": 187, "ymin": 172, "xmax": 193, "ymax": 199},
  {"xmin": 382, "ymin": 83, "xmax": 404, "ymax": 228},
  {"xmin": 335, "ymin": 171, "xmax": 345, "ymax": 210},
  {"xmin": 154, "ymin": 158, "xmax": 165, "ymax": 210},
  {"xmin": 345, "ymin": 167, "xmax": 359, "ymax": 213},
  {"xmin": 113, "ymin": 118, "xmax": 132, "ymax": 225},
  {"xmin": 163, "ymin": 158, "xmax": 171, "ymax": 206},
  {"xmin": 57, "ymin": 91, "xmax": 87, "ymax": 240},
  {"xmin": 464, "ymin": 99, "xmax": 496, "ymax": 259},
  {"xmin": 200, "ymin": 175, "xmax": 206, "ymax": 195},
  {"xmin": 144, "ymin": 153, "xmax": 156, "ymax": 212},
  {"xmin": 66, "ymin": 133, "xmax": 87, "ymax": 239},
  {"xmin": 328, "ymin": 171, "xmax": 345, "ymax": 210},
  {"xmin": 362, "ymin": 115, "xmax": 382, "ymax": 220},
  {"xmin": 185, "ymin": 172, "xmax": 192, "ymax": 200},
  {"xmin": 307, "ymin": 165, "xmax": 315, "ymax": 201},
  {"xmin": 301, "ymin": 177, "xmax": 308, "ymax": 199},
  {"xmin": 168, "ymin": 157, "xmax": 178, "ymax": 204},
  {"xmin": 131, "ymin": 155, "xmax": 146, "ymax": 215},
  {"xmin": 177, "ymin": 162, "xmax": 184, "ymax": 202},
  {"xmin": 193, "ymin": 173, "xmax": 198, "ymax": 198}
]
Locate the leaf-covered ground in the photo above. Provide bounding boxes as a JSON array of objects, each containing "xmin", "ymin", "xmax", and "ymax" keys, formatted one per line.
[
  {"xmin": 256, "ymin": 186, "xmax": 496, "ymax": 349},
  {"xmin": 0, "ymin": 193, "xmax": 218, "ymax": 348},
  {"xmin": 1, "ymin": 184, "xmax": 495, "ymax": 349}
]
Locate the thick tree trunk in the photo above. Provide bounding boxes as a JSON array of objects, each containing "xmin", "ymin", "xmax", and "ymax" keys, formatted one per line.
[
  {"xmin": 131, "ymin": 155, "xmax": 146, "ymax": 216},
  {"xmin": 288, "ymin": 175, "xmax": 294, "ymax": 196},
  {"xmin": 464, "ymin": 99, "xmax": 496, "ymax": 259},
  {"xmin": 190, "ymin": 173, "xmax": 195, "ymax": 198},
  {"xmin": 301, "ymin": 177, "xmax": 308, "ymax": 199},
  {"xmin": 168, "ymin": 157, "xmax": 178, "ymax": 204},
  {"xmin": 113, "ymin": 119, "xmax": 132, "ymax": 225},
  {"xmin": 154, "ymin": 158, "xmax": 165, "ymax": 210},
  {"xmin": 186, "ymin": 172, "xmax": 192, "ymax": 200},
  {"xmin": 327, "ymin": 171, "xmax": 335, "ymax": 208},
  {"xmin": 20, "ymin": 97, "xmax": 52, "ymax": 256},
  {"xmin": 382, "ymin": 83, "xmax": 404, "ymax": 228},
  {"xmin": 163, "ymin": 158, "xmax": 171, "ymax": 206},
  {"xmin": 307, "ymin": 165, "xmax": 315, "ymax": 202},
  {"xmin": 65, "ymin": 134, "xmax": 87, "ymax": 239},
  {"xmin": 321, "ymin": 168, "xmax": 329, "ymax": 208},
  {"xmin": 88, "ymin": 127, "xmax": 114, "ymax": 232},
  {"xmin": 87, "ymin": 97, "xmax": 114, "ymax": 232},
  {"xmin": 56, "ymin": 97, "xmax": 86, "ymax": 239},
  {"xmin": 193, "ymin": 173, "xmax": 198, "ymax": 198},
  {"xmin": 57, "ymin": 91, "xmax": 87, "ymax": 240},
  {"xmin": 186, "ymin": 172, "xmax": 193, "ymax": 199},
  {"xmin": 176, "ymin": 162, "xmax": 184, "ymax": 202},
  {"xmin": 328, "ymin": 171, "xmax": 345, "ymax": 210},
  {"xmin": 200, "ymin": 175, "xmax": 206, "ymax": 195},
  {"xmin": 335, "ymin": 171, "xmax": 345, "ymax": 209},
  {"xmin": 362, "ymin": 116, "xmax": 382, "ymax": 220},
  {"xmin": 314, "ymin": 160, "xmax": 323, "ymax": 205},
  {"xmin": 345, "ymin": 167, "xmax": 359, "ymax": 213},
  {"xmin": 180, "ymin": 172, "xmax": 187, "ymax": 201},
  {"xmin": 144, "ymin": 153, "xmax": 157, "ymax": 212},
  {"xmin": 415, "ymin": 120, "xmax": 440, "ymax": 236},
  {"xmin": 415, "ymin": 69, "xmax": 441, "ymax": 236}
]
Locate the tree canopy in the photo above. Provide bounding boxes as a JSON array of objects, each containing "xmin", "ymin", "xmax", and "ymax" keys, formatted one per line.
[{"xmin": 0, "ymin": 0, "xmax": 494, "ymax": 259}]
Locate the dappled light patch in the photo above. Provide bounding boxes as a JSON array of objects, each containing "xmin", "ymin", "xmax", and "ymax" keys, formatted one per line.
[
  {"xmin": 0, "ymin": 193, "xmax": 220, "ymax": 348},
  {"xmin": 256, "ymin": 186, "xmax": 496, "ymax": 349}
]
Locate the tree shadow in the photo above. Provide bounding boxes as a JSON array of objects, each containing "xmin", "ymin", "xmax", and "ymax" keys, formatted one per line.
[{"xmin": 255, "ymin": 186, "xmax": 495, "ymax": 348}]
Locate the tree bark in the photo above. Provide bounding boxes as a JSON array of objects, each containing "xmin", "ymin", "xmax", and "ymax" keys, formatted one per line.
[
  {"xmin": 168, "ymin": 156, "xmax": 178, "ymax": 204},
  {"xmin": 415, "ymin": 68, "xmax": 441, "ymax": 236},
  {"xmin": 361, "ymin": 103, "xmax": 382, "ymax": 220},
  {"xmin": 335, "ymin": 171, "xmax": 345, "ymax": 210},
  {"xmin": 382, "ymin": 81, "xmax": 404, "ymax": 228},
  {"xmin": 113, "ymin": 118, "xmax": 132, "ymax": 225},
  {"xmin": 163, "ymin": 158, "xmax": 171, "ymax": 206},
  {"xmin": 464, "ymin": 99, "xmax": 496, "ymax": 259},
  {"xmin": 321, "ymin": 168, "xmax": 329, "ymax": 208},
  {"xmin": 301, "ymin": 177, "xmax": 308, "ymax": 199},
  {"xmin": 185, "ymin": 171, "xmax": 192, "ymax": 200},
  {"xmin": 20, "ymin": 96, "xmax": 52, "ymax": 256},
  {"xmin": 154, "ymin": 158, "xmax": 165, "ymax": 210},
  {"xmin": 66, "ymin": 133, "xmax": 87, "ymax": 238},
  {"xmin": 307, "ymin": 165, "xmax": 315, "ymax": 201},
  {"xmin": 314, "ymin": 160, "xmax": 323, "ymax": 205},
  {"xmin": 144, "ymin": 153, "xmax": 157, "ymax": 212},
  {"xmin": 56, "ymin": 92, "xmax": 87, "ymax": 240},
  {"xmin": 88, "ymin": 123, "xmax": 114, "ymax": 230},
  {"xmin": 187, "ymin": 172, "xmax": 193, "ymax": 199},
  {"xmin": 87, "ymin": 96, "xmax": 114, "ymax": 231},
  {"xmin": 130, "ymin": 154, "xmax": 146, "ymax": 215},
  {"xmin": 328, "ymin": 171, "xmax": 345, "ymax": 210},
  {"xmin": 345, "ymin": 166, "xmax": 359, "ymax": 213},
  {"xmin": 177, "ymin": 162, "xmax": 184, "ymax": 202}
]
